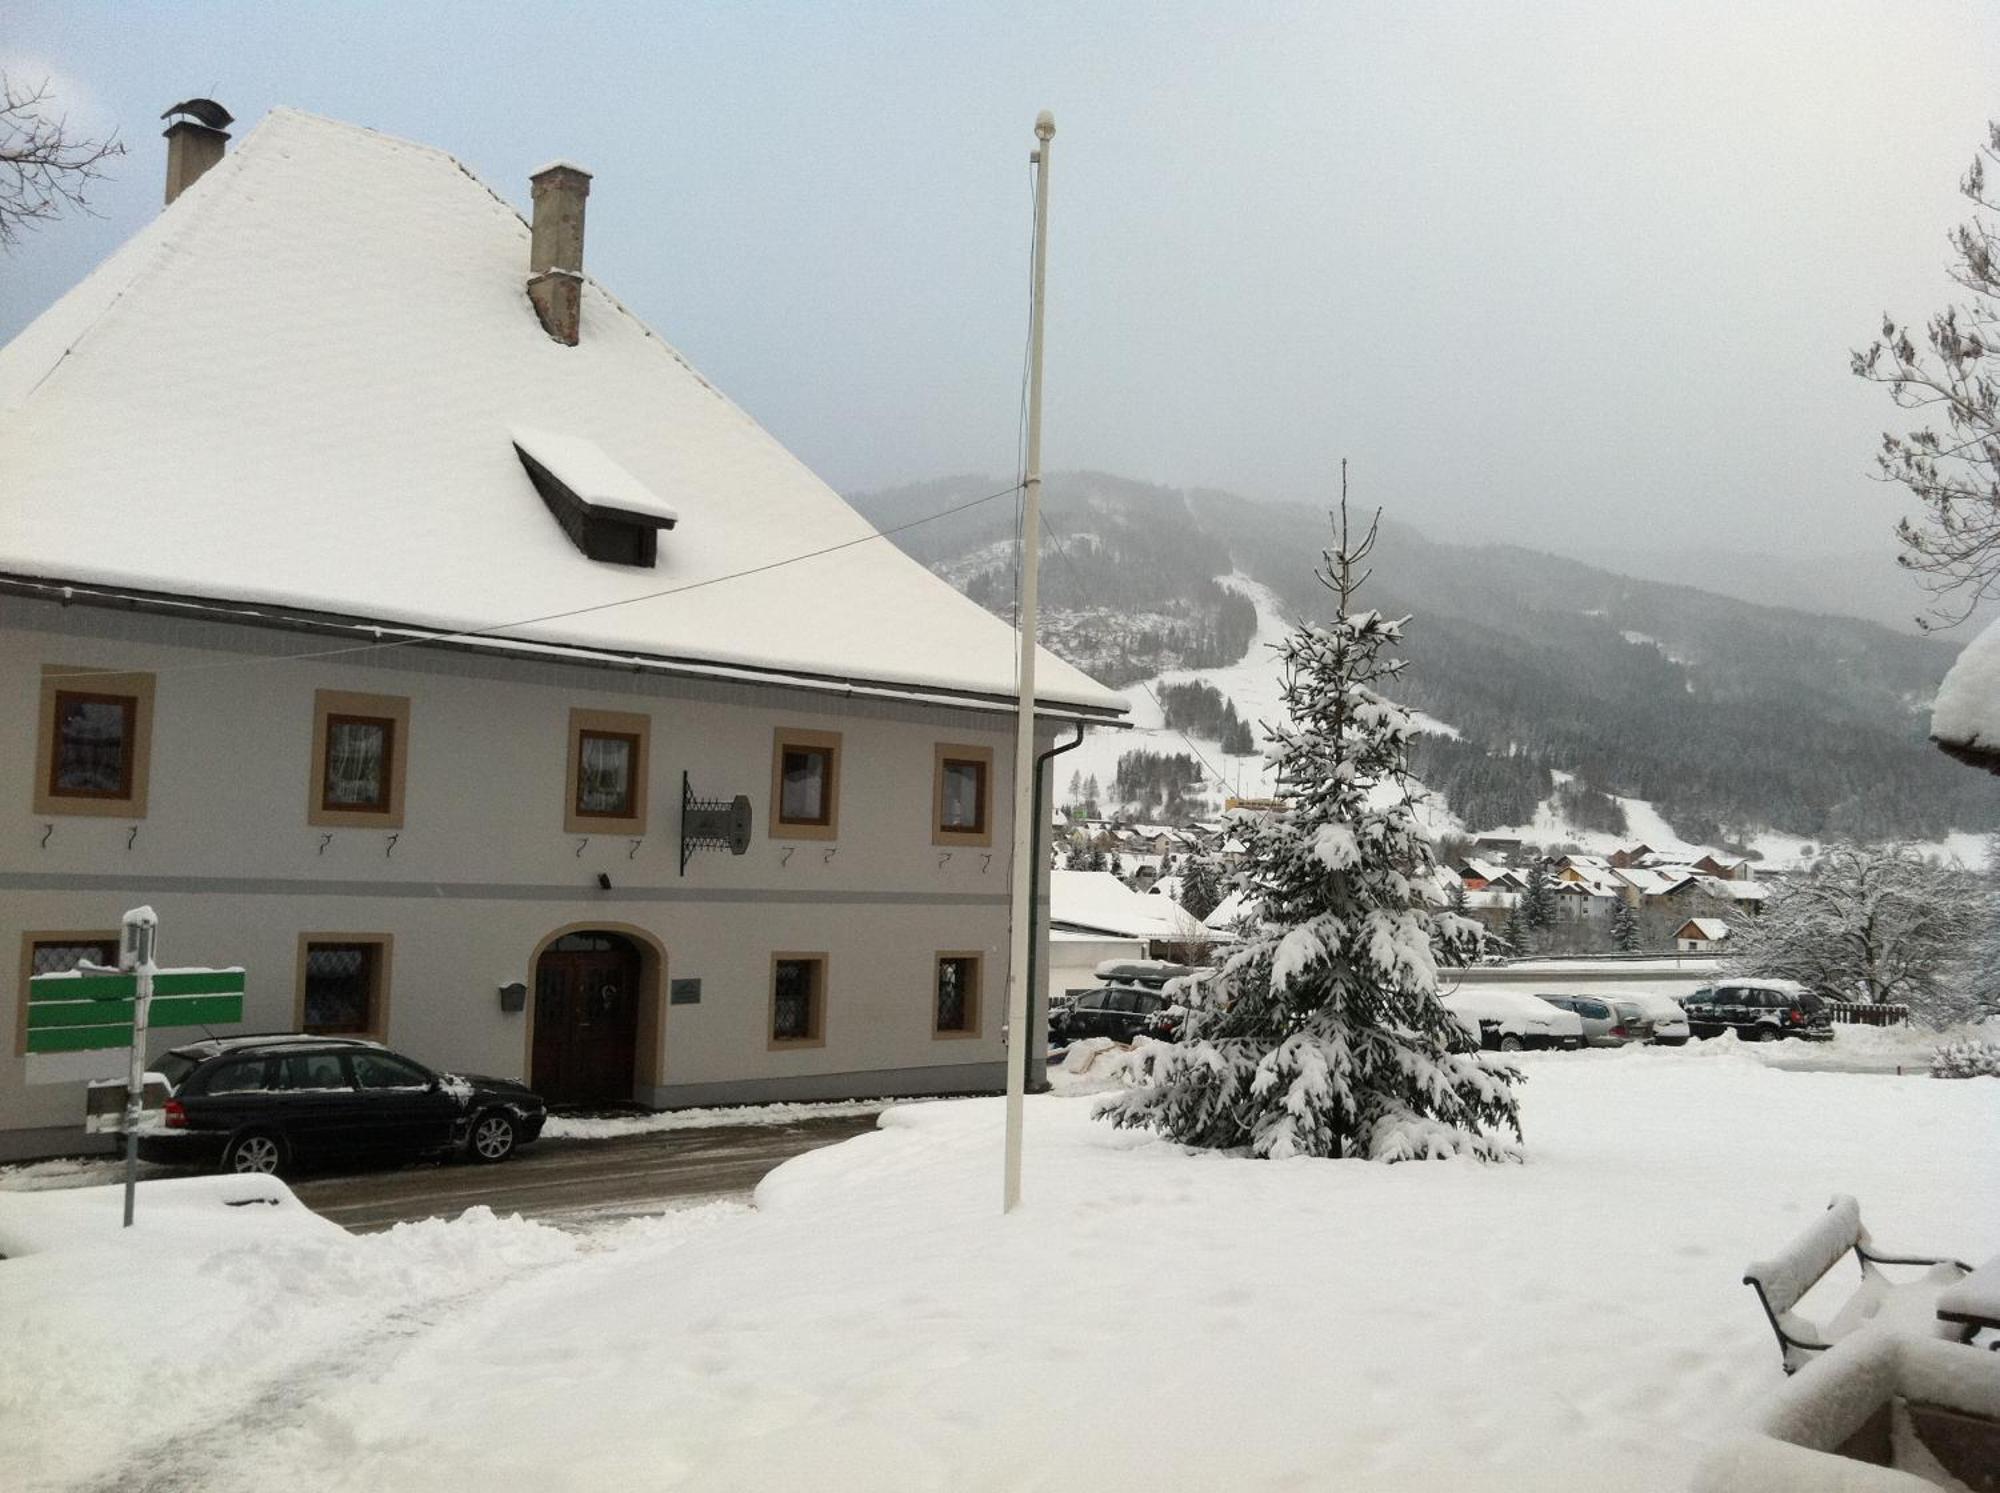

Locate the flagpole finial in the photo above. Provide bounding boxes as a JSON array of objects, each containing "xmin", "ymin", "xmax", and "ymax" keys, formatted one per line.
[{"xmin": 1035, "ymin": 110, "xmax": 1055, "ymax": 142}]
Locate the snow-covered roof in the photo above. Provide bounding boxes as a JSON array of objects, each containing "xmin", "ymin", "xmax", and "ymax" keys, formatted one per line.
[
  {"xmin": 511, "ymin": 426, "xmax": 679, "ymax": 525},
  {"xmin": 1050, "ymin": 871, "xmax": 1193, "ymax": 939},
  {"xmin": 1700, "ymin": 879, "xmax": 1768, "ymax": 903},
  {"xmin": 1676, "ymin": 918, "xmax": 1731, "ymax": 941},
  {"xmin": 1612, "ymin": 868, "xmax": 1697, "ymax": 898},
  {"xmin": 1932, "ymin": 616, "xmax": 2000, "ymax": 770},
  {"xmin": 0, "ymin": 109, "xmax": 1124, "ymax": 717},
  {"xmin": 1202, "ymin": 888, "xmax": 1258, "ymax": 932}
]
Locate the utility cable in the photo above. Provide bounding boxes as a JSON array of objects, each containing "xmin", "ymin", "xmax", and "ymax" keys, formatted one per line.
[{"xmin": 40, "ymin": 479, "xmax": 1026, "ymax": 683}]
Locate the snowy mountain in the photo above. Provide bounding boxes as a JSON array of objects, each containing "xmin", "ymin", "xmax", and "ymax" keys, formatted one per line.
[{"xmin": 849, "ymin": 473, "xmax": 2000, "ymax": 851}]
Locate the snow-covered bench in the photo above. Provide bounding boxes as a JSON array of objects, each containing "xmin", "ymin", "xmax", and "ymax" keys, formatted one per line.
[
  {"xmin": 1694, "ymin": 1330, "xmax": 2000, "ymax": 1491},
  {"xmin": 1744, "ymin": 1195, "xmax": 1975, "ymax": 1375}
]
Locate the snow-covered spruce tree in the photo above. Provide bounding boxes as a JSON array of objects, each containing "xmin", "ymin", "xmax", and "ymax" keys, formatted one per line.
[
  {"xmin": 1099, "ymin": 488, "xmax": 1522, "ymax": 1162},
  {"xmin": 1522, "ymin": 862, "xmax": 1557, "ymax": 934},
  {"xmin": 1610, "ymin": 897, "xmax": 1641, "ymax": 953},
  {"xmin": 1180, "ymin": 855, "xmax": 1224, "ymax": 923},
  {"xmin": 1446, "ymin": 879, "xmax": 1470, "ymax": 919},
  {"xmin": 1499, "ymin": 904, "xmax": 1528, "ymax": 957}
]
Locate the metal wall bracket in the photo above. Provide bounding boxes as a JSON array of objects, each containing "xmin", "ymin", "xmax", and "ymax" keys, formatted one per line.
[{"xmin": 681, "ymin": 772, "xmax": 752, "ymax": 875}]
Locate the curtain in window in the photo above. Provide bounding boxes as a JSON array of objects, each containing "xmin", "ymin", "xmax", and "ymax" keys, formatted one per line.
[
  {"xmin": 56, "ymin": 698, "xmax": 129, "ymax": 792},
  {"xmin": 305, "ymin": 944, "xmax": 373, "ymax": 1032},
  {"xmin": 942, "ymin": 763, "xmax": 982, "ymax": 829},
  {"xmin": 325, "ymin": 721, "xmax": 387, "ymax": 806},
  {"xmin": 578, "ymin": 735, "xmax": 633, "ymax": 814},
  {"xmin": 773, "ymin": 960, "xmax": 815, "ymax": 1039},
  {"xmin": 32, "ymin": 940, "xmax": 119, "ymax": 976},
  {"xmin": 936, "ymin": 959, "xmax": 971, "ymax": 1031},
  {"xmin": 781, "ymin": 750, "xmax": 825, "ymax": 822}
]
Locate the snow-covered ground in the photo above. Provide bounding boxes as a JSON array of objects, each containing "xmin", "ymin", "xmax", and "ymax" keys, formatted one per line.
[
  {"xmin": 1061, "ymin": 574, "xmax": 1459, "ymax": 836},
  {"xmin": 3, "ymin": 1054, "xmax": 1994, "ymax": 1492},
  {"xmin": 540, "ymin": 1096, "xmax": 901, "ymax": 1141}
]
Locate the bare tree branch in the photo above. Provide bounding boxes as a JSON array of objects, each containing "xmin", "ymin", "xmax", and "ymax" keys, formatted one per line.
[{"xmin": 0, "ymin": 72, "xmax": 126, "ymax": 250}]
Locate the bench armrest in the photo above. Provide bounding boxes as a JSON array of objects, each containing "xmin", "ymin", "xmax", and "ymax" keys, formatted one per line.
[
  {"xmin": 1744, "ymin": 1275, "xmax": 1833, "ymax": 1370},
  {"xmin": 1855, "ymin": 1242, "xmax": 1973, "ymax": 1274}
]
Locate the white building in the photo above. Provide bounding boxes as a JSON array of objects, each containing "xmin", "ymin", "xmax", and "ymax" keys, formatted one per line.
[
  {"xmin": 0, "ymin": 106, "xmax": 1125, "ymax": 1157},
  {"xmin": 1674, "ymin": 918, "xmax": 1732, "ymax": 953}
]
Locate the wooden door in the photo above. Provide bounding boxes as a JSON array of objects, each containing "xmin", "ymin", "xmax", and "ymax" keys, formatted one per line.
[{"xmin": 532, "ymin": 932, "xmax": 641, "ymax": 1106}]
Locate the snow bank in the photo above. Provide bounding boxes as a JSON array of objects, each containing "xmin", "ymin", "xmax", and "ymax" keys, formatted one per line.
[
  {"xmin": 541, "ymin": 1097, "xmax": 899, "ymax": 1141},
  {"xmin": 0, "ymin": 1177, "xmax": 731, "ymax": 1490},
  {"xmin": 19, "ymin": 1060, "xmax": 1983, "ymax": 1492}
]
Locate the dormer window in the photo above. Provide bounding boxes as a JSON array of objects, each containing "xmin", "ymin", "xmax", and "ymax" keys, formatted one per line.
[{"xmin": 513, "ymin": 427, "xmax": 677, "ymax": 567}]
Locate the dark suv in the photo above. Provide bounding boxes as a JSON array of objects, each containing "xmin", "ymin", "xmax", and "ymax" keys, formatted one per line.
[
  {"xmin": 1683, "ymin": 982, "xmax": 1835, "ymax": 1042},
  {"xmin": 139, "ymin": 1035, "xmax": 547, "ymax": 1175},
  {"xmin": 1048, "ymin": 962, "xmax": 1193, "ymax": 1046},
  {"xmin": 1049, "ymin": 985, "xmax": 1179, "ymax": 1044}
]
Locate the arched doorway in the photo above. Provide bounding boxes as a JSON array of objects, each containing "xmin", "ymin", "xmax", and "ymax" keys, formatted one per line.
[{"xmin": 532, "ymin": 930, "xmax": 643, "ymax": 1106}]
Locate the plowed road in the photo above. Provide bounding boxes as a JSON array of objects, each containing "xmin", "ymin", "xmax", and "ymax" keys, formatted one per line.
[{"xmin": 289, "ymin": 1113, "xmax": 885, "ymax": 1232}]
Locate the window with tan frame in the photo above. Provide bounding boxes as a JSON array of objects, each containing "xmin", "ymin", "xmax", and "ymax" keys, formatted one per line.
[
  {"xmin": 770, "ymin": 727, "xmax": 841, "ymax": 840},
  {"xmin": 16, "ymin": 931, "xmax": 120, "ymax": 1056},
  {"xmin": 565, "ymin": 708, "xmax": 650, "ymax": 834},
  {"xmin": 932, "ymin": 743, "xmax": 994, "ymax": 847},
  {"xmin": 308, "ymin": 689, "xmax": 410, "ymax": 828},
  {"xmin": 769, "ymin": 952, "xmax": 827, "ymax": 1048},
  {"xmin": 933, "ymin": 951, "xmax": 982, "ymax": 1039},
  {"xmin": 296, "ymin": 935, "xmax": 393, "ymax": 1038},
  {"xmin": 34, "ymin": 665, "xmax": 155, "ymax": 818}
]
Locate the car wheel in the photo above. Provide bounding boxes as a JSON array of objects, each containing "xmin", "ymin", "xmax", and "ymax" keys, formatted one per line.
[
  {"xmin": 222, "ymin": 1130, "xmax": 286, "ymax": 1176},
  {"xmin": 1498, "ymin": 1034, "xmax": 1525, "ymax": 1052},
  {"xmin": 1755, "ymin": 1025, "xmax": 1781, "ymax": 1042},
  {"xmin": 468, "ymin": 1111, "xmax": 518, "ymax": 1164}
]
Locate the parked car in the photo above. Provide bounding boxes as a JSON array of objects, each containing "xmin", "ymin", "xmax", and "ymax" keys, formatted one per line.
[
  {"xmin": 139, "ymin": 1034, "xmax": 548, "ymax": 1175},
  {"xmin": 1610, "ymin": 992, "xmax": 1691, "ymax": 1046},
  {"xmin": 1532, "ymin": 993, "xmax": 1635, "ymax": 1046},
  {"xmin": 1438, "ymin": 991, "xmax": 1585, "ymax": 1052},
  {"xmin": 1683, "ymin": 981, "xmax": 1835, "ymax": 1042},
  {"xmin": 1048, "ymin": 984, "xmax": 1181, "ymax": 1045}
]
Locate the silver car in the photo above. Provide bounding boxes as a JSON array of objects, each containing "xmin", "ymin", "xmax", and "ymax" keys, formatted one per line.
[
  {"xmin": 1533, "ymin": 993, "xmax": 1634, "ymax": 1046},
  {"xmin": 1609, "ymin": 992, "xmax": 1691, "ymax": 1046}
]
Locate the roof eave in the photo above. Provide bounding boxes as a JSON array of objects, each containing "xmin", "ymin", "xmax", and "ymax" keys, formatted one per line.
[
  {"xmin": 0, "ymin": 572, "xmax": 1128, "ymax": 723},
  {"xmin": 1934, "ymin": 733, "xmax": 2000, "ymax": 776}
]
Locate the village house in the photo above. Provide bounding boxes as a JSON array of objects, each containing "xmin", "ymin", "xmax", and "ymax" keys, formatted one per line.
[
  {"xmin": 1674, "ymin": 918, "xmax": 1732, "ymax": 953},
  {"xmin": 0, "ymin": 105, "xmax": 1126, "ymax": 1158}
]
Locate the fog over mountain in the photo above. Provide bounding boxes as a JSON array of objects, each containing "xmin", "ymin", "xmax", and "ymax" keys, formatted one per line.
[{"xmin": 851, "ymin": 472, "xmax": 2000, "ymax": 848}]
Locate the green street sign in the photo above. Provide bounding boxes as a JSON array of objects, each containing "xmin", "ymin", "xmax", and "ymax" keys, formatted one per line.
[{"xmin": 25, "ymin": 967, "xmax": 246, "ymax": 1054}]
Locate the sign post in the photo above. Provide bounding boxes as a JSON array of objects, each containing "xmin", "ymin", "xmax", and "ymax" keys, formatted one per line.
[
  {"xmin": 119, "ymin": 907, "xmax": 157, "ymax": 1229},
  {"xmin": 25, "ymin": 906, "xmax": 244, "ymax": 1227}
]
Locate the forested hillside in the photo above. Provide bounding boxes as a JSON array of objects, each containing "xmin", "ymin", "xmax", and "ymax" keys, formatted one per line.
[{"xmin": 850, "ymin": 473, "xmax": 2000, "ymax": 845}]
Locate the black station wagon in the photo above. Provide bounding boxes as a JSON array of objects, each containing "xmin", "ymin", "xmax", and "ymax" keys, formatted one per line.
[{"xmin": 139, "ymin": 1034, "xmax": 547, "ymax": 1175}]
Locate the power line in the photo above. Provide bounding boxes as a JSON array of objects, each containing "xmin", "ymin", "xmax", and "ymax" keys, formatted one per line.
[{"xmin": 42, "ymin": 479, "xmax": 1026, "ymax": 684}]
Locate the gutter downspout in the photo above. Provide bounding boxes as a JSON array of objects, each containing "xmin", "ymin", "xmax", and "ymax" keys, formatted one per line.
[{"xmin": 1027, "ymin": 720, "xmax": 1088, "ymax": 1093}]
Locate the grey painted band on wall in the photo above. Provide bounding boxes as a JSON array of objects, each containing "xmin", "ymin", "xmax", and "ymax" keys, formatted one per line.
[{"xmin": 0, "ymin": 872, "xmax": 1020, "ymax": 907}]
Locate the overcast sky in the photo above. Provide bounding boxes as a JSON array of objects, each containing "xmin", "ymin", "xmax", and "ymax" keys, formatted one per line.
[{"xmin": 5, "ymin": 1, "xmax": 1997, "ymax": 566}]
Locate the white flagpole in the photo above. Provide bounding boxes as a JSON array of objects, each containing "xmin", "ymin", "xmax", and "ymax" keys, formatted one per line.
[{"xmin": 1004, "ymin": 110, "xmax": 1055, "ymax": 1214}]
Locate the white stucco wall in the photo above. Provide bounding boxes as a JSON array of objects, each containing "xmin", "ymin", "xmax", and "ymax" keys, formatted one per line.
[{"xmin": 2, "ymin": 596, "xmax": 1072, "ymax": 1153}]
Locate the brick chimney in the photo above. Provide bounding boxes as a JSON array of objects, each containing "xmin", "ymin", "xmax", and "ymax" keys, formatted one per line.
[
  {"xmin": 527, "ymin": 162, "xmax": 591, "ymax": 345},
  {"xmin": 161, "ymin": 97, "xmax": 233, "ymax": 206}
]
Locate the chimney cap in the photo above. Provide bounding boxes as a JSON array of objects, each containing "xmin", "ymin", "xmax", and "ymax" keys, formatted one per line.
[
  {"xmin": 161, "ymin": 97, "xmax": 234, "ymax": 131},
  {"xmin": 530, "ymin": 159, "xmax": 593, "ymax": 181}
]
